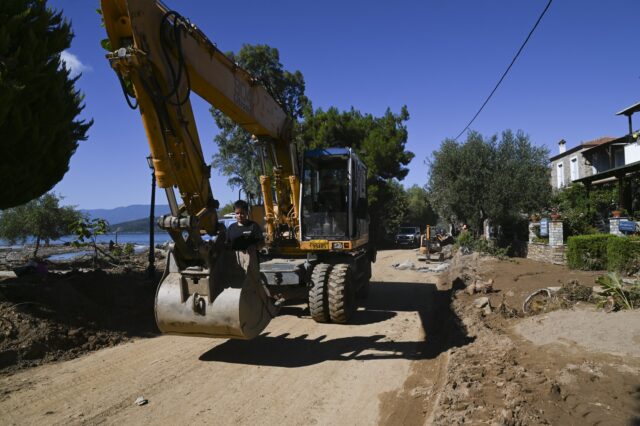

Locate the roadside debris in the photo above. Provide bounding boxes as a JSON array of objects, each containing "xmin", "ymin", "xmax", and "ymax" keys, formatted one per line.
[
  {"xmin": 522, "ymin": 278, "xmax": 623, "ymax": 315},
  {"xmin": 465, "ymin": 278, "xmax": 494, "ymax": 295},
  {"xmin": 522, "ymin": 288, "xmax": 554, "ymax": 315},
  {"xmin": 392, "ymin": 260, "xmax": 415, "ymax": 270},
  {"xmin": 392, "ymin": 260, "xmax": 449, "ymax": 273},
  {"xmin": 496, "ymin": 294, "xmax": 519, "ymax": 318},
  {"xmin": 134, "ymin": 396, "xmax": 148, "ymax": 406},
  {"xmin": 417, "ymin": 263, "xmax": 449, "ymax": 273},
  {"xmin": 557, "ymin": 279, "xmax": 593, "ymax": 302},
  {"xmin": 473, "ymin": 296, "xmax": 492, "ymax": 315}
]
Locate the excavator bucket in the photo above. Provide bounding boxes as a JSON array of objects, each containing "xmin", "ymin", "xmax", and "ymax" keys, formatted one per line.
[{"xmin": 155, "ymin": 247, "xmax": 275, "ymax": 339}]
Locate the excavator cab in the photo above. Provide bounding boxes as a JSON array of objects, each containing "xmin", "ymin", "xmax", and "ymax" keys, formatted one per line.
[{"xmin": 300, "ymin": 148, "xmax": 368, "ymax": 242}]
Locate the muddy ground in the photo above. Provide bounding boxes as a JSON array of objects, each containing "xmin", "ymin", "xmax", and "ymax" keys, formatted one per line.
[
  {"xmin": 435, "ymin": 253, "xmax": 640, "ymax": 425},
  {"xmin": 0, "ymin": 246, "xmax": 162, "ymax": 373},
  {"xmin": 0, "ymin": 247, "xmax": 638, "ymax": 425}
]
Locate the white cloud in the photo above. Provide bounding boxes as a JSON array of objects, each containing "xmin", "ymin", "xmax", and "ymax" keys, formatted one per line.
[{"xmin": 60, "ymin": 50, "xmax": 92, "ymax": 77}]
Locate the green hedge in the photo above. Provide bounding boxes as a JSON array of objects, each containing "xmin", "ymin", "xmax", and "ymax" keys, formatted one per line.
[
  {"xmin": 606, "ymin": 236, "xmax": 640, "ymax": 274},
  {"xmin": 567, "ymin": 234, "xmax": 640, "ymax": 272},
  {"xmin": 566, "ymin": 234, "xmax": 616, "ymax": 270}
]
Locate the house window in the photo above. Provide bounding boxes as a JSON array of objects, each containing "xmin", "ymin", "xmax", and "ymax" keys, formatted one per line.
[
  {"xmin": 614, "ymin": 149, "xmax": 624, "ymax": 167},
  {"xmin": 570, "ymin": 156, "xmax": 579, "ymax": 181},
  {"xmin": 556, "ymin": 162, "xmax": 564, "ymax": 188}
]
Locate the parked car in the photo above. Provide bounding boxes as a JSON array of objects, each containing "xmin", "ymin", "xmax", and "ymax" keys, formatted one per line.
[{"xmin": 395, "ymin": 226, "xmax": 421, "ymax": 247}]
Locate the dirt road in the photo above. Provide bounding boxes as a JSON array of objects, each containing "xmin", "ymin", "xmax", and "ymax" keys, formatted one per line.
[{"xmin": 0, "ymin": 250, "xmax": 457, "ymax": 425}]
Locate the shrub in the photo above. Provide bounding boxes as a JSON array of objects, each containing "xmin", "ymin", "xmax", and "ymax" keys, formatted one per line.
[
  {"xmin": 475, "ymin": 238, "xmax": 510, "ymax": 258},
  {"xmin": 567, "ymin": 234, "xmax": 640, "ymax": 274},
  {"xmin": 123, "ymin": 243, "xmax": 135, "ymax": 256},
  {"xmin": 456, "ymin": 231, "xmax": 474, "ymax": 249},
  {"xmin": 595, "ymin": 273, "xmax": 640, "ymax": 310},
  {"xmin": 566, "ymin": 234, "xmax": 615, "ymax": 270},
  {"xmin": 455, "ymin": 232, "xmax": 510, "ymax": 258},
  {"xmin": 606, "ymin": 236, "xmax": 640, "ymax": 275}
]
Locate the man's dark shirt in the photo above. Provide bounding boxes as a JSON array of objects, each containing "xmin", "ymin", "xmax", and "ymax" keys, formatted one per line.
[{"xmin": 225, "ymin": 220, "xmax": 264, "ymax": 250}]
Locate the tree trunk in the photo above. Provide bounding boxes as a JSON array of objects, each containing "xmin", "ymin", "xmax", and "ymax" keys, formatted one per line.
[
  {"xmin": 93, "ymin": 238, "xmax": 98, "ymax": 268},
  {"xmin": 33, "ymin": 235, "xmax": 41, "ymax": 258}
]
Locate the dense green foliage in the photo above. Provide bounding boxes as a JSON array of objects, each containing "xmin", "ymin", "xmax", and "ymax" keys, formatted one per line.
[
  {"xmin": 299, "ymin": 105, "xmax": 414, "ymax": 242},
  {"xmin": 0, "ymin": 0, "xmax": 92, "ymax": 209},
  {"xmin": 372, "ymin": 180, "xmax": 409, "ymax": 242},
  {"xmin": 566, "ymin": 234, "xmax": 618, "ymax": 271},
  {"xmin": 0, "ymin": 193, "xmax": 83, "ymax": 256},
  {"xmin": 427, "ymin": 130, "xmax": 550, "ymax": 240},
  {"xmin": 550, "ymin": 183, "xmax": 617, "ymax": 237},
  {"xmin": 211, "ymin": 44, "xmax": 309, "ymax": 199},
  {"xmin": 299, "ymin": 106, "xmax": 414, "ymax": 181},
  {"xmin": 402, "ymin": 185, "xmax": 438, "ymax": 228}
]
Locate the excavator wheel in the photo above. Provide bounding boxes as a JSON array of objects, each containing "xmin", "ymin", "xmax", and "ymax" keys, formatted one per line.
[
  {"xmin": 309, "ymin": 263, "xmax": 331, "ymax": 322},
  {"xmin": 328, "ymin": 263, "xmax": 355, "ymax": 323}
]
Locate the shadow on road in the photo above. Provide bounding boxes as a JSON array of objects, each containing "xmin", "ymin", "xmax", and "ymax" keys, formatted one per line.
[
  {"xmin": 199, "ymin": 279, "xmax": 474, "ymax": 367},
  {"xmin": 277, "ymin": 305, "xmax": 397, "ymax": 325}
]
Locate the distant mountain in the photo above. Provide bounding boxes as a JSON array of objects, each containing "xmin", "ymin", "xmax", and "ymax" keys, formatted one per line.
[
  {"xmin": 108, "ymin": 217, "xmax": 164, "ymax": 233},
  {"xmin": 81, "ymin": 204, "xmax": 171, "ymax": 225}
]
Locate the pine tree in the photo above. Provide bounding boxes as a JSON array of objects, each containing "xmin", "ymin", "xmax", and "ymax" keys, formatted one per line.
[{"xmin": 0, "ymin": 0, "xmax": 92, "ymax": 209}]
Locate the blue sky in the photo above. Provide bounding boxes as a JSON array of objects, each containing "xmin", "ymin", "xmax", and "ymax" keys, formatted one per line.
[{"xmin": 50, "ymin": 0, "xmax": 640, "ymax": 209}]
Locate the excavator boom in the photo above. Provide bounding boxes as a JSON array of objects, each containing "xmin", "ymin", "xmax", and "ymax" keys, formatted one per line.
[{"xmin": 101, "ymin": 0, "xmax": 289, "ymax": 338}]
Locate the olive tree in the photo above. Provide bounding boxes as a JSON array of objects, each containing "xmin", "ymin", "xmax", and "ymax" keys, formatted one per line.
[{"xmin": 0, "ymin": 193, "xmax": 83, "ymax": 257}]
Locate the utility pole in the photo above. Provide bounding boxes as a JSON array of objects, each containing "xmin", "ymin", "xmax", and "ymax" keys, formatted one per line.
[{"xmin": 146, "ymin": 155, "xmax": 156, "ymax": 279}]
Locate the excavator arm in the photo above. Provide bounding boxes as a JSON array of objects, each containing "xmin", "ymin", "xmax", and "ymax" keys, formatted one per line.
[{"xmin": 101, "ymin": 0, "xmax": 295, "ymax": 338}]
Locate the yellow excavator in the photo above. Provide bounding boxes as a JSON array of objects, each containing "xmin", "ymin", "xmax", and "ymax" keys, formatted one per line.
[{"xmin": 101, "ymin": 0, "xmax": 375, "ymax": 340}]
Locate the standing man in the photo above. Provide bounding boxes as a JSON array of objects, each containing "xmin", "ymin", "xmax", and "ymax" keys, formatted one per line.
[{"xmin": 225, "ymin": 200, "xmax": 264, "ymax": 251}]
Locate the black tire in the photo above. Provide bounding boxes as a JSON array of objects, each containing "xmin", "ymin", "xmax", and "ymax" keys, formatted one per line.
[
  {"xmin": 328, "ymin": 263, "xmax": 355, "ymax": 323},
  {"xmin": 309, "ymin": 263, "xmax": 331, "ymax": 322}
]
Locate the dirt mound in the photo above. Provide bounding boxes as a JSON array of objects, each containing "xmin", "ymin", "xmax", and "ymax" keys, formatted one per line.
[
  {"xmin": 431, "ymin": 251, "xmax": 640, "ymax": 425},
  {"xmin": 0, "ymin": 268, "xmax": 159, "ymax": 374}
]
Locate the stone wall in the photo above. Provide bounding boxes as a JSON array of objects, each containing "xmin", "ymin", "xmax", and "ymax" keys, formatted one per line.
[
  {"xmin": 549, "ymin": 220, "xmax": 564, "ymax": 246},
  {"xmin": 526, "ymin": 242, "xmax": 566, "ymax": 265}
]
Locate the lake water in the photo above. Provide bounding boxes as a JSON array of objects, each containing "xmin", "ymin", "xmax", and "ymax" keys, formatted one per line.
[{"xmin": 0, "ymin": 232, "xmax": 173, "ymax": 249}]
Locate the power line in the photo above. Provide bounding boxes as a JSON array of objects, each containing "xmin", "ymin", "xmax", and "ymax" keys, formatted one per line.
[{"xmin": 453, "ymin": 0, "xmax": 553, "ymax": 141}]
